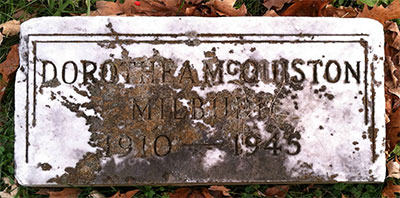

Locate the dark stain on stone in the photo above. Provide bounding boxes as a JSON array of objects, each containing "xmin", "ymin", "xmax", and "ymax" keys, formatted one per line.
[
  {"xmin": 362, "ymin": 132, "xmax": 367, "ymax": 140},
  {"xmin": 39, "ymin": 78, "xmax": 61, "ymax": 94},
  {"xmin": 38, "ymin": 163, "xmax": 52, "ymax": 171},
  {"xmin": 324, "ymin": 93, "xmax": 334, "ymax": 100},
  {"xmin": 204, "ymin": 51, "xmax": 215, "ymax": 58},
  {"xmin": 38, "ymin": 33, "xmax": 361, "ymax": 185},
  {"xmin": 368, "ymin": 126, "xmax": 379, "ymax": 162}
]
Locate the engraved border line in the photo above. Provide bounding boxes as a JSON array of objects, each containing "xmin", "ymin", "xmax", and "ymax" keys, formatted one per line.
[
  {"xmin": 28, "ymin": 33, "xmax": 370, "ymax": 37},
  {"xmin": 26, "ymin": 33, "xmax": 372, "ymax": 165}
]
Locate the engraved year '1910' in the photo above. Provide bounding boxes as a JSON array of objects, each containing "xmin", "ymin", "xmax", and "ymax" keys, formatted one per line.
[{"xmin": 101, "ymin": 130, "xmax": 301, "ymax": 158}]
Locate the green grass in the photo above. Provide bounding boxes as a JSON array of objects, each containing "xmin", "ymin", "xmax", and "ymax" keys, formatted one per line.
[{"xmin": 0, "ymin": 0, "xmax": 391, "ymax": 197}]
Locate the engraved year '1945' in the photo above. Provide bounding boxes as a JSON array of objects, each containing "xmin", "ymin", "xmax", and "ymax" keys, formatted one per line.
[{"xmin": 101, "ymin": 131, "xmax": 301, "ymax": 157}]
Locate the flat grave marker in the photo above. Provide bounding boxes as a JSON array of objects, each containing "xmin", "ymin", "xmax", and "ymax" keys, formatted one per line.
[{"xmin": 15, "ymin": 17, "xmax": 386, "ymax": 186}]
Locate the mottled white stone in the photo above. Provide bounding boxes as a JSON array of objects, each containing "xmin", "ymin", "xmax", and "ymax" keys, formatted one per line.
[{"xmin": 15, "ymin": 17, "xmax": 385, "ymax": 186}]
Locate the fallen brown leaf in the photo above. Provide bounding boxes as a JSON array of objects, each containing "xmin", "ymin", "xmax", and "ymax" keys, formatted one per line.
[
  {"xmin": 388, "ymin": 107, "xmax": 400, "ymax": 151},
  {"xmin": 385, "ymin": 21, "xmax": 400, "ymax": 61},
  {"xmin": 0, "ymin": 20, "xmax": 20, "ymax": 37},
  {"xmin": 383, "ymin": 180, "xmax": 400, "ymax": 198},
  {"xmin": 265, "ymin": 185, "xmax": 290, "ymax": 198},
  {"xmin": 281, "ymin": 0, "xmax": 331, "ymax": 16},
  {"xmin": 89, "ymin": 190, "xmax": 106, "ymax": 198},
  {"xmin": 264, "ymin": 10, "xmax": 279, "ymax": 16},
  {"xmin": 0, "ymin": 177, "xmax": 18, "ymax": 198},
  {"xmin": 35, "ymin": 188, "xmax": 51, "ymax": 195},
  {"xmin": 187, "ymin": 0, "xmax": 204, "ymax": 4},
  {"xmin": 91, "ymin": 0, "xmax": 183, "ymax": 16},
  {"xmin": 12, "ymin": 10, "xmax": 34, "ymax": 22},
  {"xmin": 170, "ymin": 188, "xmax": 192, "ymax": 198},
  {"xmin": 200, "ymin": 188, "xmax": 214, "ymax": 198},
  {"xmin": 90, "ymin": 0, "xmax": 246, "ymax": 16},
  {"xmin": 188, "ymin": 5, "xmax": 219, "ymax": 16},
  {"xmin": 0, "ymin": 44, "xmax": 19, "ymax": 101},
  {"xmin": 321, "ymin": 5, "xmax": 358, "ymax": 17},
  {"xmin": 357, "ymin": 0, "xmax": 400, "ymax": 24},
  {"xmin": 169, "ymin": 188, "xmax": 213, "ymax": 198},
  {"xmin": 386, "ymin": 92, "xmax": 393, "ymax": 123},
  {"xmin": 387, "ymin": 84, "xmax": 400, "ymax": 100},
  {"xmin": 263, "ymin": 0, "xmax": 292, "ymax": 11},
  {"xmin": 387, "ymin": 57, "xmax": 399, "ymax": 88},
  {"xmin": 121, "ymin": 0, "xmax": 182, "ymax": 16},
  {"xmin": 388, "ymin": 156, "xmax": 400, "ymax": 178},
  {"xmin": 209, "ymin": 186, "xmax": 231, "ymax": 196},
  {"xmin": 208, "ymin": 0, "xmax": 247, "ymax": 16},
  {"xmin": 90, "ymin": 1, "xmax": 124, "ymax": 16},
  {"xmin": 48, "ymin": 188, "xmax": 81, "ymax": 198},
  {"xmin": 109, "ymin": 189, "xmax": 140, "ymax": 198}
]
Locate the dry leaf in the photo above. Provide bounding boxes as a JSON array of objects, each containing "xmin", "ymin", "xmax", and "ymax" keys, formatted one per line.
[
  {"xmin": 0, "ymin": 177, "xmax": 18, "ymax": 198},
  {"xmin": 264, "ymin": 185, "xmax": 290, "ymax": 198},
  {"xmin": 187, "ymin": 0, "xmax": 204, "ymax": 4},
  {"xmin": 90, "ymin": 0, "xmax": 233, "ymax": 16},
  {"xmin": 0, "ymin": 20, "xmax": 20, "ymax": 36},
  {"xmin": 387, "ymin": 84, "xmax": 400, "ymax": 100},
  {"xmin": 48, "ymin": 188, "xmax": 81, "ymax": 198},
  {"xmin": 208, "ymin": 0, "xmax": 247, "ymax": 16},
  {"xmin": 89, "ymin": 190, "xmax": 106, "ymax": 198},
  {"xmin": 357, "ymin": 0, "xmax": 400, "ymax": 24},
  {"xmin": 188, "ymin": 5, "xmax": 219, "ymax": 16},
  {"xmin": 263, "ymin": 0, "xmax": 292, "ymax": 11},
  {"xmin": 199, "ymin": 188, "xmax": 214, "ymax": 198},
  {"xmin": 184, "ymin": 6, "xmax": 198, "ymax": 15},
  {"xmin": 387, "ymin": 57, "xmax": 399, "ymax": 87},
  {"xmin": 12, "ymin": 10, "xmax": 34, "ymax": 22},
  {"xmin": 170, "ymin": 188, "xmax": 192, "ymax": 198},
  {"xmin": 388, "ymin": 157, "xmax": 400, "ymax": 178},
  {"xmin": 209, "ymin": 186, "xmax": 230, "ymax": 196},
  {"xmin": 385, "ymin": 21, "xmax": 400, "ymax": 52},
  {"xmin": 91, "ymin": 0, "xmax": 182, "ymax": 16},
  {"xmin": 281, "ymin": 0, "xmax": 331, "ymax": 16},
  {"xmin": 169, "ymin": 188, "xmax": 213, "ymax": 198},
  {"xmin": 383, "ymin": 180, "xmax": 400, "ymax": 198},
  {"xmin": 109, "ymin": 189, "xmax": 139, "ymax": 198},
  {"xmin": 0, "ymin": 33, "xmax": 3, "ymax": 46},
  {"xmin": 121, "ymin": 0, "xmax": 182, "ymax": 16},
  {"xmin": 90, "ymin": 1, "xmax": 124, "ymax": 16},
  {"xmin": 264, "ymin": 10, "xmax": 279, "ymax": 16},
  {"xmin": 321, "ymin": 5, "xmax": 358, "ymax": 17},
  {"xmin": 388, "ymin": 108, "xmax": 400, "ymax": 150},
  {"xmin": 387, "ymin": 21, "xmax": 400, "ymax": 33},
  {"xmin": 386, "ymin": 92, "xmax": 393, "ymax": 123},
  {"xmin": 0, "ymin": 44, "xmax": 19, "ymax": 101}
]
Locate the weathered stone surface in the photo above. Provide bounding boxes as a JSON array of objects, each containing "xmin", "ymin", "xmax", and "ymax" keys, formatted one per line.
[{"xmin": 15, "ymin": 17, "xmax": 385, "ymax": 186}]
